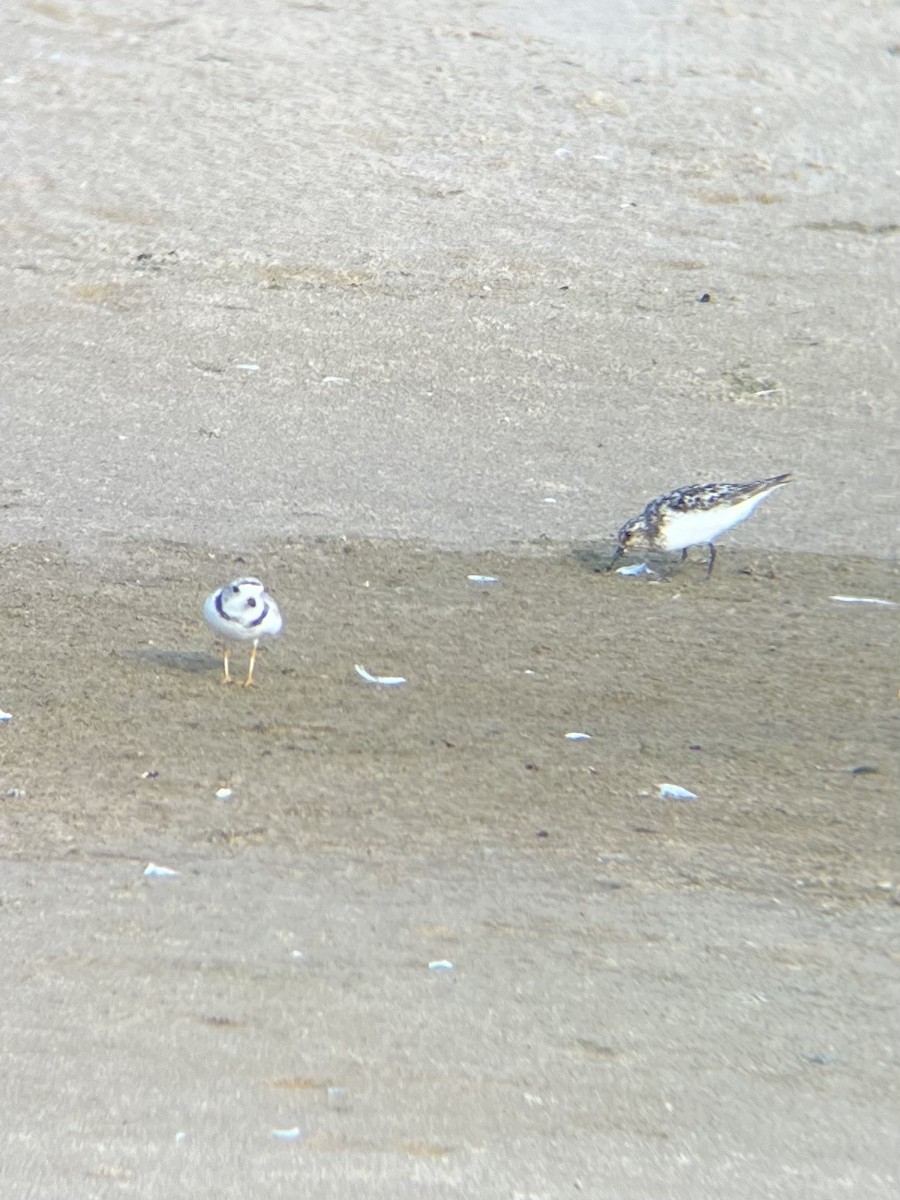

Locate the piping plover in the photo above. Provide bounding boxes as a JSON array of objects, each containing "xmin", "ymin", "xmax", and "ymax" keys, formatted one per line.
[{"xmin": 203, "ymin": 576, "xmax": 283, "ymax": 686}]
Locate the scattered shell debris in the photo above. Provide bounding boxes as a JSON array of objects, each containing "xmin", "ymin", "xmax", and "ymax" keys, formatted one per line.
[
  {"xmin": 234, "ymin": 362, "xmax": 260, "ymax": 371},
  {"xmin": 428, "ymin": 960, "xmax": 454, "ymax": 972},
  {"xmin": 467, "ymin": 574, "xmax": 499, "ymax": 584},
  {"xmin": 215, "ymin": 787, "xmax": 234, "ymax": 800},
  {"xmin": 565, "ymin": 732, "xmax": 592, "ymax": 741},
  {"xmin": 354, "ymin": 664, "xmax": 407, "ymax": 687},
  {"xmin": 0, "ymin": 709, "xmax": 11, "ymax": 722},
  {"xmin": 143, "ymin": 862, "xmax": 180, "ymax": 877},
  {"xmin": 658, "ymin": 784, "xmax": 698, "ymax": 801},
  {"xmin": 271, "ymin": 1127, "xmax": 302, "ymax": 1141}
]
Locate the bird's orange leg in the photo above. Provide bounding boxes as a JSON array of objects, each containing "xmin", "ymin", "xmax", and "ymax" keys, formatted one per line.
[{"xmin": 241, "ymin": 640, "xmax": 259, "ymax": 688}]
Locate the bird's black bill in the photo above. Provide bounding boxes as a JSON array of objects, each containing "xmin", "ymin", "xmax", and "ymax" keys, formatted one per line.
[{"xmin": 605, "ymin": 544, "xmax": 625, "ymax": 572}]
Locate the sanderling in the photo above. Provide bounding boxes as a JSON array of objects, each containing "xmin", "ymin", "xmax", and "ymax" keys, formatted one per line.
[
  {"xmin": 203, "ymin": 577, "xmax": 283, "ymax": 686},
  {"xmin": 607, "ymin": 473, "xmax": 792, "ymax": 577}
]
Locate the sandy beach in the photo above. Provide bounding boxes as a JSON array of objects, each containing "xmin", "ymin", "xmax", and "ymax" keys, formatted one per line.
[{"xmin": 1, "ymin": 2, "xmax": 898, "ymax": 1196}]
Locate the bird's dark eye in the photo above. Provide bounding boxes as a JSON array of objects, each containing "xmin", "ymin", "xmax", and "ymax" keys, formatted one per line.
[
  {"xmin": 232, "ymin": 585, "xmax": 240, "ymax": 593},
  {"xmin": 246, "ymin": 597, "xmax": 257, "ymax": 608}
]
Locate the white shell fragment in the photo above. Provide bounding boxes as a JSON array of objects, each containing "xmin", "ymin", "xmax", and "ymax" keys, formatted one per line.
[
  {"xmin": 0, "ymin": 709, "xmax": 11, "ymax": 723},
  {"xmin": 354, "ymin": 664, "xmax": 407, "ymax": 686},
  {"xmin": 215, "ymin": 787, "xmax": 234, "ymax": 800},
  {"xmin": 616, "ymin": 562, "xmax": 655, "ymax": 577},
  {"xmin": 234, "ymin": 362, "xmax": 260, "ymax": 371},
  {"xmin": 830, "ymin": 595, "xmax": 897, "ymax": 608},
  {"xmin": 659, "ymin": 784, "xmax": 698, "ymax": 801},
  {"xmin": 565, "ymin": 732, "xmax": 592, "ymax": 741},
  {"xmin": 143, "ymin": 862, "xmax": 180, "ymax": 877},
  {"xmin": 428, "ymin": 960, "xmax": 454, "ymax": 972},
  {"xmin": 271, "ymin": 1127, "xmax": 301, "ymax": 1141},
  {"xmin": 467, "ymin": 574, "xmax": 499, "ymax": 584}
]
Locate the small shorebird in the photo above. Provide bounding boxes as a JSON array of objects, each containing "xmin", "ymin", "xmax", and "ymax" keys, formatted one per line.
[
  {"xmin": 203, "ymin": 577, "xmax": 283, "ymax": 686},
  {"xmin": 607, "ymin": 473, "xmax": 792, "ymax": 577}
]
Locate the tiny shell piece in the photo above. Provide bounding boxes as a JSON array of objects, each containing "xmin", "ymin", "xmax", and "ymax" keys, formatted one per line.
[
  {"xmin": 354, "ymin": 664, "xmax": 407, "ymax": 686},
  {"xmin": 565, "ymin": 732, "xmax": 592, "ymax": 741},
  {"xmin": 830, "ymin": 595, "xmax": 897, "ymax": 607},
  {"xmin": 143, "ymin": 862, "xmax": 179, "ymax": 877},
  {"xmin": 658, "ymin": 784, "xmax": 698, "ymax": 801},
  {"xmin": 616, "ymin": 563, "xmax": 654, "ymax": 576}
]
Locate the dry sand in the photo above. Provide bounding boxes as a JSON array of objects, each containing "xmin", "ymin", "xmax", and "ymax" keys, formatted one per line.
[{"xmin": 1, "ymin": 1, "xmax": 898, "ymax": 1197}]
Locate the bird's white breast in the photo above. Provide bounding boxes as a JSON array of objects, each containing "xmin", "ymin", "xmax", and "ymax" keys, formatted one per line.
[{"xmin": 658, "ymin": 493, "xmax": 770, "ymax": 551}]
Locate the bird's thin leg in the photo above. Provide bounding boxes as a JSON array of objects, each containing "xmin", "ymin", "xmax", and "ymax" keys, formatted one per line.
[
  {"xmin": 241, "ymin": 639, "xmax": 260, "ymax": 687},
  {"xmin": 679, "ymin": 548, "xmax": 688, "ymax": 563},
  {"xmin": 222, "ymin": 645, "xmax": 232, "ymax": 684},
  {"xmin": 705, "ymin": 543, "xmax": 717, "ymax": 579},
  {"xmin": 605, "ymin": 545, "xmax": 625, "ymax": 572}
]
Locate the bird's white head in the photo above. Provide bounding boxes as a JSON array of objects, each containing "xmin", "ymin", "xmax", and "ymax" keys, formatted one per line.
[{"xmin": 217, "ymin": 577, "xmax": 268, "ymax": 622}]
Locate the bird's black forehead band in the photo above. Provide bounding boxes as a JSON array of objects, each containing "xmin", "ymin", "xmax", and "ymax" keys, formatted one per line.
[{"xmin": 248, "ymin": 601, "xmax": 270, "ymax": 629}]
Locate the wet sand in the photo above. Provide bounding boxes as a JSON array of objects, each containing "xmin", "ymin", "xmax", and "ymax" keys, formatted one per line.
[{"xmin": 1, "ymin": 539, "xmax": 897, "ymax": 1195}]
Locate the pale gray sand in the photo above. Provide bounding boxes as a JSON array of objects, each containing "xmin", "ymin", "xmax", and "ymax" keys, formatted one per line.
[{"xmin": 2, "ymin": 0, "xmax": 898, "ymax": 556}]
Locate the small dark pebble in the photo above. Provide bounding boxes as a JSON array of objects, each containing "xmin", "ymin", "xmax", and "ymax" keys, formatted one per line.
[
  {"xmin": 850, "ymin": 765, "xmax": 879, "ymax": 776},
  {"xmin": 525, "ymin": 763, "xmax": 540, "ymax": 772},
  {"xmin": 536, "ymin": 830, "xmax": 549, "ymax": 838},
  {"xmin": 698, "ymin": 292, "xmax": 711, "ymax": 303},
  {"xmin": 803, "ymin": 1053, "xmax": 836, "ymax": 1066},
  {"xmin": 689, "ymin": 744, "xmax": 702, "ymax": 751}
]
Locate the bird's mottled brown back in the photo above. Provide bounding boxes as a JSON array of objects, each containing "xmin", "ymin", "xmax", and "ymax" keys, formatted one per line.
[{"xmin": 659, "ymin": 474, "xmax": 792, "ymax": 516}]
